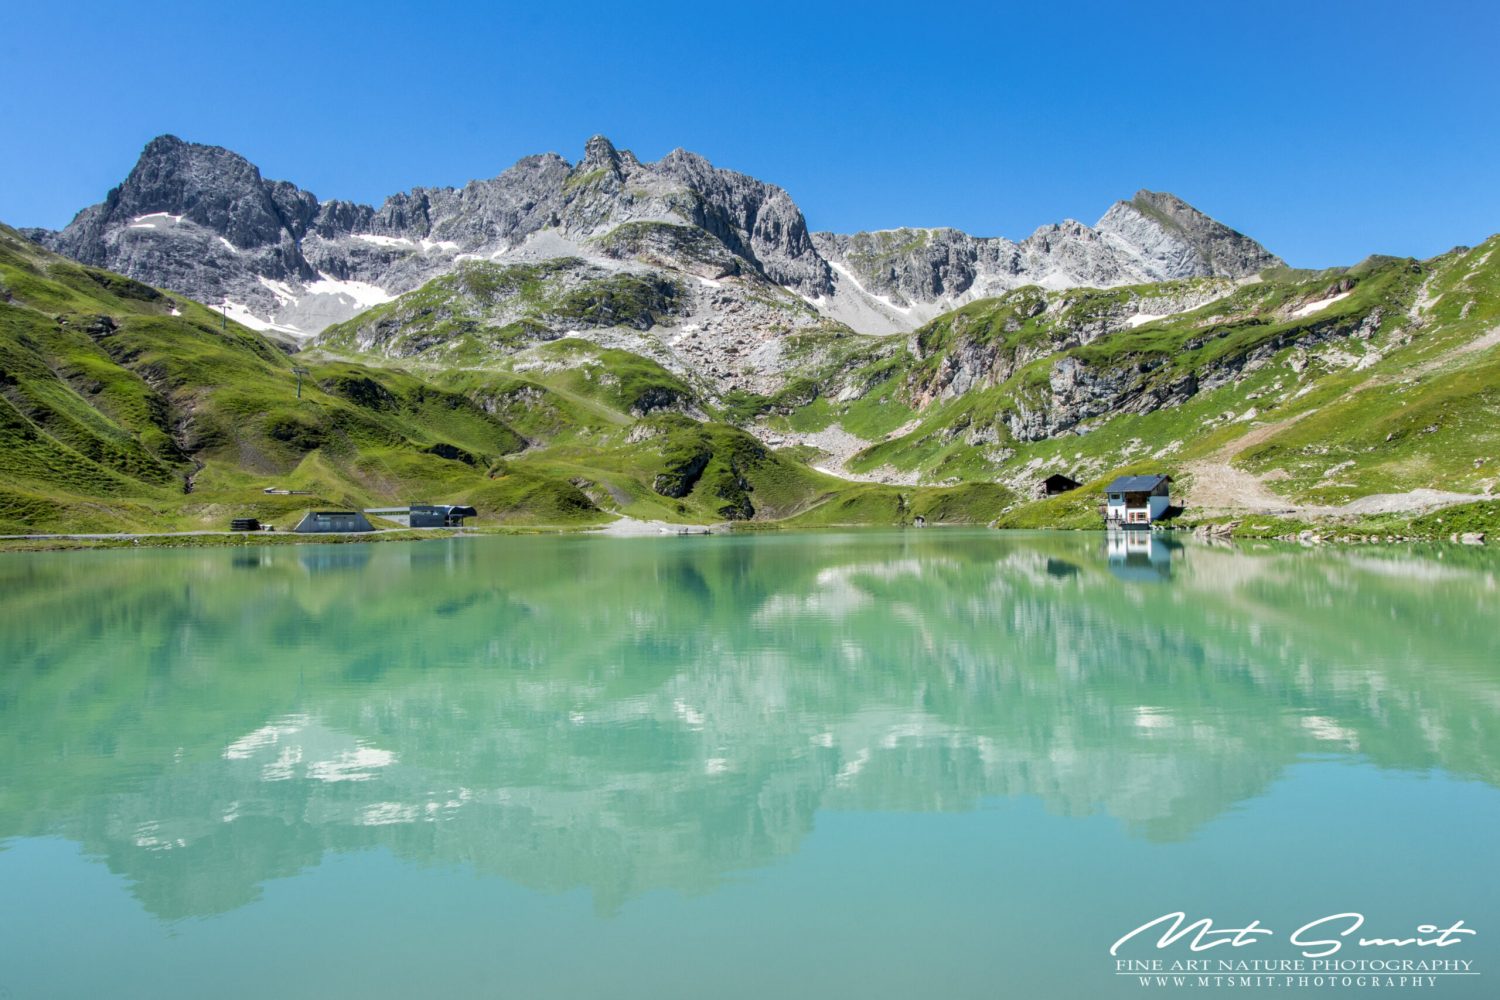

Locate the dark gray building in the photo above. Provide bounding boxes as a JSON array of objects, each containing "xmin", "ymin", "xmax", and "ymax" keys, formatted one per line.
[
  {"xmin": 409, "ymin": 504, "xmax": 478, "ymax": 528},
  {"xmin": 292, "ymin": 511, "xmax": 374, "ymax": 533}
]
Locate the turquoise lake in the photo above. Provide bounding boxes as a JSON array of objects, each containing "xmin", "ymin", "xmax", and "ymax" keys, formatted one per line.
[{"xmin": 1, "ymin": 530, "xmax": 1497, "ymax": 998}]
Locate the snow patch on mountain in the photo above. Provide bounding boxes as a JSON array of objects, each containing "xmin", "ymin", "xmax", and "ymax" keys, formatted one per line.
[
  {"xmin": 1291, "ymin": 291, "xmax": 1352, "ymax": 318},
  {"xmin": 258, "ymin": 276, "xmax": 300, "ymax": 305},
  {"xmin": 221, "ymin": 300, "xmax": 305, "ymax": 336},
  {"xmin": 352, "ymin": 233, "xmax": 409, "ymax": 248},
  {"xmin": 305, "ymin": 273, "xmax": 394, "ymax": 309}
]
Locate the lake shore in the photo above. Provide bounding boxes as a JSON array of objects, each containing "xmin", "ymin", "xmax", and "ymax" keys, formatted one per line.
[{"xmin": 0, "ymin": 513, "xmax": 1491, "ymax": 552}]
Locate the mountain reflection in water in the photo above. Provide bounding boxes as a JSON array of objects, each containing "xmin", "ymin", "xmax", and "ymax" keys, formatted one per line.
[{"xmin": 0, "ymin": 530, "xmax": 1496, "ymax": 919}]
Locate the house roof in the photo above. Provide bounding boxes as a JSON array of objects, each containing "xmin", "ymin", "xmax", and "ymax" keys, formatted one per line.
[{"xmin": 1105, "ymin": 475, "xmax": 1171, "ymax": 493}]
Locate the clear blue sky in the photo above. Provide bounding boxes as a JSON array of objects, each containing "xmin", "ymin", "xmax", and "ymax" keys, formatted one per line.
[{"xmin": 3, "ymin": 0, "xmax": 1497, "ymax": 267}]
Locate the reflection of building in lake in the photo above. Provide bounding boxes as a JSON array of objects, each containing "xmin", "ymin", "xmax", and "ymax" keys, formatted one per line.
[
  {"xmin": 298, "ymin": 545, "xmax": 374, "ymax": 574},
  {"xmin": 1045, "ymin": 557, "xmax": 1081, "ymax": 579},
  {"xmin": 1106, "ymin": 530, "xmax": 1175, "ymax": 582}
]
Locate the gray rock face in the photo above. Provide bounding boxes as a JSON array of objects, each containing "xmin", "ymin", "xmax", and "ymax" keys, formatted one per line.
[
  {"xmin": 1099, "ymin": 191, "xmax": 1283, "ymax": 278},
  {"xmin": 813, "ymin": 190, "xmax": 1283, "ymax": 325},
  {"xmin": 649, "ymin": 148, "xmax": 831, "ymax": 295},
  {"xmin": 31, "ymin": 136, "xmax": 1280, "ymax": 342},
  {"xmin": 991, "ymin": 296, "xmax": 1375, "ymax": 445}
]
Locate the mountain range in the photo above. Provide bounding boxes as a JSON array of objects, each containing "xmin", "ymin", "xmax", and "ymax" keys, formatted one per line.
[
  {"xmin": 2, "ymin": 134, "xmax": 1497, "ymax": 538},
  {"xmin": 28, "ymin": 135, "xmax": 1280, "ymax": 345}
]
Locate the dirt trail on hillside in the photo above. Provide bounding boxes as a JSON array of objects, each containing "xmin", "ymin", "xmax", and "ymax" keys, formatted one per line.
[
  {"xmin": 1183, "ymin": 323, "xmax": 1498, "ymax": 518},
  {"xmin": 1184, "ymin": 413, "xmax": 1320, "ymax": 516},
  {"xmin": 1406, "ymin": 323, "xmax": 1500, "ymax": 377}
]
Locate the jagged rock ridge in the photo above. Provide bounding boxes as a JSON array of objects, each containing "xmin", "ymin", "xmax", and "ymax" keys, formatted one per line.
[
  {"xmin": 811, "ymin": 190, "xmax": 1281, "ymax": 331},
  {"xmin": 31, "ymin": 135, "xmax": 1282, "ymax": 340}
]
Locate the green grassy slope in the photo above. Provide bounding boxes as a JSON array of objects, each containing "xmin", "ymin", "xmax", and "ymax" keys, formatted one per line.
[
  {"xmin": 1, "ymin": 229, "xmax": 581, "ymax": 531},
  {"xmin": 829, "ymin": 265, "xmax": 1426, "ymax": 479},
  {"xmin": 0, "ymin": 226, "xmax": 998, "ymax": 533},
  {"xmin": 0, "ymin": 227, "xmax": 593, "ymax": 531},
  {"xmin": 1233, "ymin": 242, "xmax": 1500, "ymax": 501}
]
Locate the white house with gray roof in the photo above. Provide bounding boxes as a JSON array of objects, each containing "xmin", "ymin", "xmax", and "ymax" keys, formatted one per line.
[{"xmin": 1104, "ymin": 475, "xmax": 1172, "ymax": 527}]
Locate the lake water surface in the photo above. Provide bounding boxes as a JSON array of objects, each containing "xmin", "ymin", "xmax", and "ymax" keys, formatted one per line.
[{"xmin": 1, "ymin": 530, "xmax": 1497, "ymax": 998}]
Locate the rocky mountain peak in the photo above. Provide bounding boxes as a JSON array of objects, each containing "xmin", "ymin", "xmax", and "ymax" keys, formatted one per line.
[
  {"xmin": 1096, "ymin": 189, "xmax": 1283, "ymax": 279},
  {"xmin": 113, "ymin": 135, "xmax": 295, "ymax": 244},
  {"xmin": 659, "ymin": 147, "xmax": 709, "ymax": 171},
  {"xmin": 38, "ymin": 134, "xmax": 315, "ymax": 288},
  {"xmin": 1131, "ymin": 189, "xmax": 1177, "ymax": 207},
  {"xmin": 139, "ymin": 133, "xmax": 188, "ymax": 159},
  {"xmin": 581, "ymin": 134, "xmax": 623, "ymax": 172}
]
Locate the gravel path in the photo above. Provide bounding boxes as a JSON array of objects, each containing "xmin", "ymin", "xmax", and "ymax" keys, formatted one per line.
[
  {"xmin": 1187, "ymin": 420, "xmax": 1489, "ymax": 519},
  {"xmin": 593, "ymin": 517, "xmax": 716, "ymax": 536}
]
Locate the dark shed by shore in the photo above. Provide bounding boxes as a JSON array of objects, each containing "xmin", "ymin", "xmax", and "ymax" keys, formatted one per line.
[{"xmin": 1038, "ymin": 473, "xmax": 1082, "ymax": 497}]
